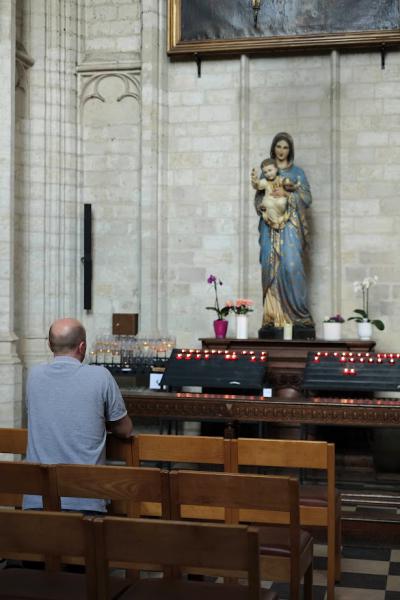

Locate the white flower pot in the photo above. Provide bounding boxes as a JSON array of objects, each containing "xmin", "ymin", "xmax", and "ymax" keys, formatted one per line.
[
  {"xmin": 323, "ymin": 322, "xmax": 342, "ymax": 341},
  {"xmin": 357, "ymin": 320, "xmax": 372, "ymax": 340},
  {"xmin": 236, "ymin": 315, "xmax": 248, "ymax": 339}
]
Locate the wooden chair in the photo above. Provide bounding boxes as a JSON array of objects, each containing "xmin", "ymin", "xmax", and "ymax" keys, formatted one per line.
[
  {"xmin": 93, "ymin": 516, "xmax": 279, "ymax": 600},
  {"xmin": 170, "ymin": 469, "xmax": 313, "ymax": 600},
  {"xmin": 0, "ymin": 509, "xmax": 116, "ymax": 600},
  {"xmin": 232, "ymin": 437, "xmax": 340, "ymax": 600},
  {"xmin": 130, "ymin": 434, "xmax": 231, "ymax": 519}
]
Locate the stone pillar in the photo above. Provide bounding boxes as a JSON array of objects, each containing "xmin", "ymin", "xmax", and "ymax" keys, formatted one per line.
[
  {"xmin": 139, "ymin": 0, "xmax": 168, "ymax": 335},
  {"xmin": 16, "ymin": 0, "xmax": 80, "ymax": 371},
  {"xmin": 0, "ymin": 0, "xmax": 22, "ymax": 426}
]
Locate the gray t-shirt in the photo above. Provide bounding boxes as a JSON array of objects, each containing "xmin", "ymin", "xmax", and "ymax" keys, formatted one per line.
[{"xmin": 23, "ymin": 356, "xmax": 127, "ymax": 512}]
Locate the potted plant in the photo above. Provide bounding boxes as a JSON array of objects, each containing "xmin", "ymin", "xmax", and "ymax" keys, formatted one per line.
[
  {"xmin": 348, "ymin": 276, "xmax": 385, "ymax": 340},
  {"xmin": 225, "ymin": 299, "xmax": 254, "ymax": 339},
  {"xmin": 323, "ymin": 314, "xmax": 344, "ymax": 341},
  {"xmin": 205, "ymin": 274, "xmax": 231, "ymax": 338}
]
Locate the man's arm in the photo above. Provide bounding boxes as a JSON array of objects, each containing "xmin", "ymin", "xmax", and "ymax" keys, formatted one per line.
[{"xmin": 107, "ymin": 414, "xmax": 133, "ymax": 438}]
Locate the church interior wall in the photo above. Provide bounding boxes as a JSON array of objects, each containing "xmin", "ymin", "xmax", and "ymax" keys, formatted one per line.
[{"xmin": 0, "ymin": 1, "xmax": 399, "ymax": 425}]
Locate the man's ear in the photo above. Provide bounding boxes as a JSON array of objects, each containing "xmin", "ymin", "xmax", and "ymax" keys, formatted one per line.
[{"xmin": 78, "ymin": 340, "xmax": 87, "ymax": 357}]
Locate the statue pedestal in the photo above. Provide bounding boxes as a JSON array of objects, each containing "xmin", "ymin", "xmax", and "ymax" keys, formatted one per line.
[
  {"xmin": 200, "ymin": 337, "xmax": 375, "ymax": 398},
  {"xmin": 259, "ymin": 324, "xmax": 316, "ymax": 340}
]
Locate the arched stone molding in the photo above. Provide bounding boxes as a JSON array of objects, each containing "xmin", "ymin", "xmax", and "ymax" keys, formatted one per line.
[{"xmin": 79, "ymin": 71, "xmax": 140, "ymax": 108}]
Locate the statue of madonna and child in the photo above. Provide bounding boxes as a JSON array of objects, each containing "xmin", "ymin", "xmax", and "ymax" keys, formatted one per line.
[{"xmin": 251, "ymin": 132, "xmax": 315, "ymax": 339}]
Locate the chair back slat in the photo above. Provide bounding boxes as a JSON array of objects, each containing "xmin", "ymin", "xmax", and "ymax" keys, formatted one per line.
[
  {"xmin": 55, "ymin": 464, "xmax": 170, "ymax": 519},
  {"xmin": 233, "ymin": 437, "xmax": 329, "ymax": 470},
  {"xmin": 133, "ymin": 434, "xmax": 230, "ymax": 468},
  {"xmin": 171, "ymin": 470, "xmax": 296, "ymax": 513},
  {"xmin": 0, "ymin": 461, "xmax": 59, "ymax": 510}
]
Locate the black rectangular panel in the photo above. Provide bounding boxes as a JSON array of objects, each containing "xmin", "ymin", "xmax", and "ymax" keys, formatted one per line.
[
  {"xmin": 83, "ymin": 203, "xmax": 92, "ymax": 310},
  {"xmin": 160, "ymin": 348, "xmax": 268, "ymax": 391},
  {"xmin": 303, "ymin": 350, "xmax": 400, "ymax": 392}
]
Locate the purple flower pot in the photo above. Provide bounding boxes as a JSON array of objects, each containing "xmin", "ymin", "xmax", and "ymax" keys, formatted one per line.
[{"xmin": 213, "ymin": 319, "xmax": 228, "ymax": 339}]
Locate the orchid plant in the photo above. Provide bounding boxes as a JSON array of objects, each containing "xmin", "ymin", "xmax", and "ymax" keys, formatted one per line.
[
  {"xmin": 348, "ymin": 276, "xmax": 385, "ymax": 331},
  {"xmin": 205, "ymin": 275, "xmax": 231, "ymax": 320}
]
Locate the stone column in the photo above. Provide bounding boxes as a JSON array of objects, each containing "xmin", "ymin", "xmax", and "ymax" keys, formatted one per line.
[
  {"xmin": 0, "ymin": 0, "xmax": 22, "ymax": 426},
  {"xmin": 139, "ymin": 0, "xmax": 168, "ymax": 335},
  {"xmin": 16, "ymin": 0, "xmax": 80, "ymax": 371}
]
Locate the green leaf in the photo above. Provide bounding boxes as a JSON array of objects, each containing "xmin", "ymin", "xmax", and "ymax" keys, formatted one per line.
[
  {"xmin": 347, "ymin": 316, "xmax": 363, "ymax": 322},
  {"xmin": 371, "ymin": 319, "xmax": 385, "ymax": 331},
  {"xmin": 353, "ymin": 309, "xmax": 368, "ymax": 318}
]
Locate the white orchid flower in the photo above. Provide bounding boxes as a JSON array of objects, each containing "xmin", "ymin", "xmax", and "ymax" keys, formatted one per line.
[
  {"xmin": 362, "ymin": 278, "xmax": 370, "ymax": 289},
  {"xmin": 353, "ymin": 281, "xmax": 362, "ymax": 293},
  {"xmin": 363, "ymin": 276, "xmax": 378, "ymax": 289}
]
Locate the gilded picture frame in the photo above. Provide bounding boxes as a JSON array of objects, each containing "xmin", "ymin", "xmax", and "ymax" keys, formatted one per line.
[{"xmin": 168, "ymin": 0, "xmax": 400, "ymax": 58}]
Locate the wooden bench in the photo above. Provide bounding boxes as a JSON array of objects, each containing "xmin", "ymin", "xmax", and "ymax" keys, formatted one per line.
[
  {"xmin": 170, "ymin": 469, "xmax": 313, "ymax": 600},
  {"xmin": 93, "ymin": 516, "xmax": 279, "ymax": 600},
  {"xmin": 231, "ymin": 437, "xmax": 340, "ymax": 600}
]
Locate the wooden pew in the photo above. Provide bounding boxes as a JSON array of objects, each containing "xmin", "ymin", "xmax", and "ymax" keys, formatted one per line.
[
  {"xmin": 231, "ymin": 437, "xmax": 340, "ymax": 600},
  {"xmin": 170, "ymin": 469, "xmax": 313, "ymax": 600},
  {"xmin": 93, "ymin": 516, "xmax": 279, "ymax": 600},
  {"xmin": 130, "ymin": 434, "xmax": 231, "ymax": 519}
]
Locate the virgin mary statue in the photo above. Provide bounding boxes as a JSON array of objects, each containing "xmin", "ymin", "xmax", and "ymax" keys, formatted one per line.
[{"xmin": 251, "ymin": 132, "xmax": 315, "ymax": 339}]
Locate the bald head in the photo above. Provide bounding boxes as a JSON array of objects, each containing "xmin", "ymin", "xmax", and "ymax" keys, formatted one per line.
[{"xmin": 48, "ymin": 318, "xmax": 86, "ymax": 360}]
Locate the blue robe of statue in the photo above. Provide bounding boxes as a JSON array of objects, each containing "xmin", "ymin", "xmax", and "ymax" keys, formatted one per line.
[{"xmin": 258, "ymin": 163, "xmax": 314, "ymax": 328}]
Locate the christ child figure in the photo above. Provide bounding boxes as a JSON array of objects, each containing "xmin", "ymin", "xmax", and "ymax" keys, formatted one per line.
[{"xmin": 251, "ymin": 158, "xmax": 299, "ymax": 229}]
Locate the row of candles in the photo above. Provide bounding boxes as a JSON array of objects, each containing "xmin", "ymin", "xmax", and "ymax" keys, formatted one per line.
[
  {"xmin": 89, "ymin": 335, "xmax": 176, "ymax": 366},
  {"xmin": 175, "ymin": 349, "xmax": 268, "ymax": 362},
  {"xmin": 313, "ymin": 351, "xmax": 400, "ymax": 364}
]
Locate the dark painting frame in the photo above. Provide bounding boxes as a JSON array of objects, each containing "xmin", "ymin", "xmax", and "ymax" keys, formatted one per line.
[{"xmin": 168, "ymin": 0, "xmax": 400, "ymax": 58}]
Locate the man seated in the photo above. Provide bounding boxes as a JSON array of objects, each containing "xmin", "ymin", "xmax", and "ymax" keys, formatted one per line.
[{"xmin": 23, "ymin": 318, "xmax": 133, "ymax": 514}]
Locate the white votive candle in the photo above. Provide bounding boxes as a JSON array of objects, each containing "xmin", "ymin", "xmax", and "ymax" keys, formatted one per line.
[{"xmin": 283, "ymin": 323, "xmax": 293, "ymax": 340}]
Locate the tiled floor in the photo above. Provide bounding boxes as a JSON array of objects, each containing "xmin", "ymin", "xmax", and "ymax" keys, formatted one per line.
[{"xmin": 265, "ymin": 544, "xmax": 400, "ymax": 600}]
